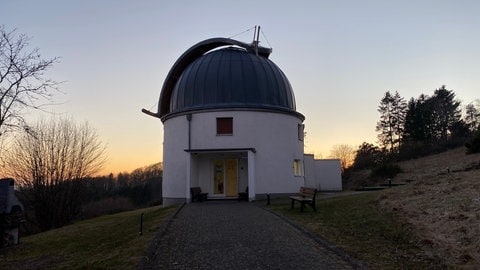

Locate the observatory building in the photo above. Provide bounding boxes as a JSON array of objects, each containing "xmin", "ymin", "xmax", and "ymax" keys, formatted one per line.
[{"xmin": 144, "ymin": 37, "xmax": 341, "ymax": 206}]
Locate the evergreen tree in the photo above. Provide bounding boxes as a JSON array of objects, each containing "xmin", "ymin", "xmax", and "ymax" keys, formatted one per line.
[
  {"xmin": 392, "ymin": 91, "xmax": 407, "ymax": 146},
  {"xmin": 430, "ymin": 85, "xmax": 462, "ymax": 142},
  {"xmin": 353, "ymin": 142, "xmax": 383, "ymax": 169},
  {"xmin": 403, "ymin": 86, "xmax": 464, "ymax": 151},
  {"xmin": 376, "ymin": 91, "xmax": 407, "ymax": 152},
  {"xmin": 403, "ymin": 97, "xmax": 421, "ymax": 141},
  {"xmin": 404, "ymin": 94, "xmax": 434, "ymax": 142}
]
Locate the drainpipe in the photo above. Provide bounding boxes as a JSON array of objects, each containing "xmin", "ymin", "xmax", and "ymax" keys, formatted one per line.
[{"xmin": 186, "ymin": 113, "xmax": 192, "ymax": 203}]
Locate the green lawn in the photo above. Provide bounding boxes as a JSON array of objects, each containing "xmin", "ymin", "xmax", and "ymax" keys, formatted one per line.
[
  {"xmin": 0, "ymin": 205, "xmax": 176, "ymax": 269},
  {"xmin": 265, "ymin": 192, "xmax": 430, "ymax": 269},
  {"xmin": 1, "ymin": 193, "xmax": 431, "ymax": 269}
]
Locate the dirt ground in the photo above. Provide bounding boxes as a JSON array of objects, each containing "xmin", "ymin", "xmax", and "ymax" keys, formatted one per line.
[{"xmin": 377, "ymin": 148, "xmax": 480, "ymax": 268}]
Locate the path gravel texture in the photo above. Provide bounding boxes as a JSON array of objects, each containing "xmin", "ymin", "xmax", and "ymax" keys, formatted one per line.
[{"xmin": 148, "ymin": 201, "xmax": 359, "ymax": 269}]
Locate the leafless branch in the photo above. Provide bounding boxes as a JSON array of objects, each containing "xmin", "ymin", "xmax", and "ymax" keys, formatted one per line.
[{"xmin": 0, "ymin": 25, "xmax": 60, "ymax": 136}]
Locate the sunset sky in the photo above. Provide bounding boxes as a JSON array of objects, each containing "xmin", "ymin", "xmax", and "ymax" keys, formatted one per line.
[{"xmin": 2, "ymin": 1, "xmax": 479, "ymax": 175}]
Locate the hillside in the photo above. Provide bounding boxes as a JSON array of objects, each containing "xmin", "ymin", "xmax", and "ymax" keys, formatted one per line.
[
  {"xmin": 375, "ymin": 148, "xmax": 480, "ymax": 268},
  {"xmin": 0, "ymin": 206, "xmax": 176, "ymax": 269}
]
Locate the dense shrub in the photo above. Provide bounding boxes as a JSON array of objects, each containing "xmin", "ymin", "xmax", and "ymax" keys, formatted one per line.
[
  {"xmin": 465, "ymin": 131, "xmax": 480, "ymax": 154},
  {"xmin": 371, "ymin": 163, "xmax": 403, "ymax": 179},
  {"xmin": 82, "ymin": 197, "xmax": 135, "ymax": 219},
  {"xmin": 353, "ymin": 142, "xmax": 384, "ymax": 170}
]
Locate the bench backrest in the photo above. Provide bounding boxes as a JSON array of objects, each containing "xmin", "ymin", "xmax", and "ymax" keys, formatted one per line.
[
  {"xmin": 190, "ymin": 187, "xmax": 202, "ymax": 195},
  {"xmin": 299, "ymin": 187, "xmax": 317, "ymax": 199}
]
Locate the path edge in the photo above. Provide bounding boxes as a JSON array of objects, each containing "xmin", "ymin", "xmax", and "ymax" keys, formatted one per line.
[
  {"xmin": 137, "ymin": 202, "xmax": 186, "ymax": 270},
  {"xmin": 257, "ymin": 203, "xmax": 369, "ymax": 270}
]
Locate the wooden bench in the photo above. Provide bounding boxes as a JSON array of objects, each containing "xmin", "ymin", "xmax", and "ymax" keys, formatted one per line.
[
  {"xmin": 290, "ymin": 187, "xmax": 317, "ymax": 212},
  {"xmin": 190, "ymin": 187, "xmax": 208, "ymax": 202}
]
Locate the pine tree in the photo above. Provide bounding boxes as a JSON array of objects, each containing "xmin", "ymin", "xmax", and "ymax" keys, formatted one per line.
[
  {"xmin": 431, "ymin": 85, "xmax": 462, "ymax": 142},
  {"xmin": 392, "ymin": 91, "xmax": 407, "ymax": 146},
  {"xmin": 403, "ymin": 86, "xmax": 462, "ymax": 145},
  {"xmin": 376, "ymin": 91, "xmax": 407, "ymax": 152}
]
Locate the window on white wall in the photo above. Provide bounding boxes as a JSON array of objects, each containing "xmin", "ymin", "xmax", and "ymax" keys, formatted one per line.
[
  {"xmin": 217, "ymin": 117, "xmax": 233, "ymax": 135},
  {"xmin": 293, "ymin": 159, "xmax": 304, "ymax": 176}
]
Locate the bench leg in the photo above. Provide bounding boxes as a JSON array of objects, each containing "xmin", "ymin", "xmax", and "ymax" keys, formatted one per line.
[
  {"xmin": 300, "ymin": 202, "xmax": 305, "ymax": 212},
  {"xmin": 291, "ymin": 199, "xmax": 294, "ymax": 209}
]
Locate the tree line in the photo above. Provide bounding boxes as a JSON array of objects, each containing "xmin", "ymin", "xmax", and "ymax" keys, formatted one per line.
[
  {"xmin": 1, "ymin": 26, "xmax": 163, "ymax": 235},
  {"xmin": 84, "ymin": 163, "xmax": 163, "ymax": 211},
  {"xmin": 14, "ymin": 161, "xmax": 163, "ymax": 234},
  {"xmin": 0, "ymin": 112, "xmax": 164, "ymax": 234},
  {"xmin": 353, "ymin": 85, "xmax": 480, "ymax": 171},
  {"xmin": 3, "ymin": 117, "xmax": 162, "ymax": 233}
]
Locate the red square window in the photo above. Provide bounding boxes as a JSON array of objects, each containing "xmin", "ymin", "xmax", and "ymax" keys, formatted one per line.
[{"xmin": 217, "ymin": 117, "xmax": 233, "ymax": 135}]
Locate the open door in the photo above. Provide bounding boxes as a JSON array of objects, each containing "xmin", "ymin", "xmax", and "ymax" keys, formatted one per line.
[
  {"xmin": 213, "ymin": 160, "xmax": 224, "ymax": 195},
  {"xmin": 213, "ymin": 159, "xmax": 238, "ymax": 197}
]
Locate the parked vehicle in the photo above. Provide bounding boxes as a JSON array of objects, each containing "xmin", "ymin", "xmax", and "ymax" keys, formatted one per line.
[
  {"xmin": 0, "ymin": 178, "xmax": 24, "ymax": 247},
  {"xmin": 0, "ymin": 178, "xmax": 23, "ymax": 215}
]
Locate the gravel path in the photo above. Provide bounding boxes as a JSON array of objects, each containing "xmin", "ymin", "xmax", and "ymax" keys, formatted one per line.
[{"xmin": 147, "ymin": 201, "xmax": 359, "ymax": 269}]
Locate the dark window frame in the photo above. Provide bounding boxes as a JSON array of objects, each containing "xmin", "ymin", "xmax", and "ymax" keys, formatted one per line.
[{"xmin": 216, "ymin": 117, "xmax": 233, "ymax": 135}]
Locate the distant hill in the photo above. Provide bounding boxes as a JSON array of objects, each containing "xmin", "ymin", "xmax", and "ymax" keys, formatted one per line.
[{"xmin": 368, "ymin": 148, "xmax": 480, "ymax": 267}]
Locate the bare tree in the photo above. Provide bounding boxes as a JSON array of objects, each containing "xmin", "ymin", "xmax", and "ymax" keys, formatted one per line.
[
  {"xmin": 329, "ymin": 144, "xmax": 355, "ymax": 172},
  {"xmin": 3, "ymin": 117, "xmax": 106, "ymax": 230},
  {"xmin": 0, "ymin": 25, "xmax": 59, "ymax": 138},
  {"xmin": 465, "ymin": 100, "xmax": 480, "ymax": 133}
]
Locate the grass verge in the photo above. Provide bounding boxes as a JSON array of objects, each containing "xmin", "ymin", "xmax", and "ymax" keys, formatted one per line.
[
  {"xmin": 266, "ymin": 192, "xmax": 430, "ymax": 269},
  {"xmin": 0, "ymin": 205, "xmax": 176, "ymax": 269}
]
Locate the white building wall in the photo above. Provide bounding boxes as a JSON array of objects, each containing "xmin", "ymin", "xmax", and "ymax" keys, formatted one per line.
[
  {"xmin": 315, "ymin": 159, "xmax": 342, "ymax": 191},
  {"xmin": 238, "ymin": 157, "xmax": 248, "ymax": 193},
  {"xmin": 304, "ymin": 156, "xmax": 342, "ymax": 191},
  {"xmin": 162, "ymin": 115, "xmax": 189, "ymax": 205},
  {"xmin": 196, "ymin": 157, "xmax": 211, "ymax": 190},
  {"xmin": 303, "ymin": 154, "xmax": 316, "ymax": 188},
  {"xmin": 190, "ymin": 110, "xmax": 304, "ymax": 194},
  {"xmin": 162, "ymin": 110, "xmax": 304, "ymax": 204}
]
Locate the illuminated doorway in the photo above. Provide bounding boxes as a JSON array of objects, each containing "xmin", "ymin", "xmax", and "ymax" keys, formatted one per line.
[{"xmin": 213, "ymin": 159, "xmax": 238, "ymax": 197}]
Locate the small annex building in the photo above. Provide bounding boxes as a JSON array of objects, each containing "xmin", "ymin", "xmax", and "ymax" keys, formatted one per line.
[{"xmin": 143, "ymin": 37, "xmax": 342, "ymax": 206}]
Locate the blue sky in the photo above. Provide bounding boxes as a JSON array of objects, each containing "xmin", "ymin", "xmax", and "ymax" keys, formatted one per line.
[{"xmin": 2, "ymin": 0, "xmax": 479, "ymax": 174}]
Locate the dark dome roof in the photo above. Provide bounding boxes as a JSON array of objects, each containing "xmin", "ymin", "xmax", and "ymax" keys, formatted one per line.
[
  {"xmin": 170, "ymin": 47, "xmax": 296, "ymax": 113},
  {"xmin": 148, "ymin": 38, "xmax": 303, "ymax": 121}
]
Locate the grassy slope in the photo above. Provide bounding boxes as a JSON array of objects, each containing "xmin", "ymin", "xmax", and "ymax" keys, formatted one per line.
[
  {"xmin": 0, "ymin": 205, "xmax": 176, "ymax": 269},
  {"xmin": 380, "ymin": 147, "xmax": 480, "ymax": 268},
  {"xmin": 269, "ymin": 147, "xmax": 480, "ymax": 269},
  {"xmin": 267, "ymin": 193, "xmax": 429, "ymax": 269}
]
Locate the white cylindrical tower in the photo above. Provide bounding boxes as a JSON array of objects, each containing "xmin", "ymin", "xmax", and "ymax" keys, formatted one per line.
[{"xmin": 145, "ymin": 38, "xmax": 305, "ymax": 206}]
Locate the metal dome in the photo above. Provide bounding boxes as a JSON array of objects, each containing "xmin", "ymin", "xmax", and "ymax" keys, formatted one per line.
[{"xmin": 143, "ymin": 38, "xmax": 303, "ymax": 121}]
